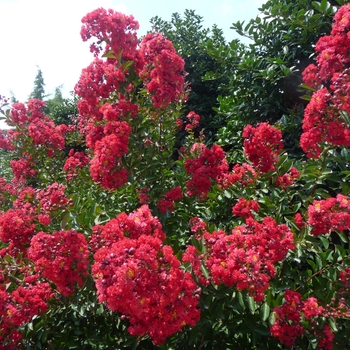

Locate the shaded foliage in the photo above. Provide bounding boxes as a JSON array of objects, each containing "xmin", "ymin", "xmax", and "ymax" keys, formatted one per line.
[
  {"xmin": 150, "ymin": 10, "xmax": 232, "ymax": 144},
  {"xmin": 46, "ymin": 91, "xmax": 79, "ymax": 126},
  {"xmin": 210, "ymin": 0, "xmax": 349, "ymax": 158}
]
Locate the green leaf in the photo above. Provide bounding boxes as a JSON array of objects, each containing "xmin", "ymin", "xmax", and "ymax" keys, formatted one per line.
[
  {"xmin": 223, "ymin": 190, "xmax": 232, "ymax": 199},
  {"xmin": 312, "ymin": 1, "xmax": 322, "ymax": 12},
  {"xmin": 246, "ymin": 295, "xmax": 256, "ymax": 314},
  {"xmin": 269, "ymin": 310, "xmax": 276, "ymax": 326},
  {"xmin": 60, "ymin": 211, "xmax": 70, "ymax": 230},
  {"xmin": 320, "ymin": 0, "xmax": 329, "ymax": 12},
  {"xmin": 102, "ymin": 50, "xmax": 117, "ymax": 59},
  {"xmin": 319, "ymin": 235, "xmax": 329, "ymax": 249},
  {"xmin": 329, "ymin": 318, "xmax": 338, "ymax": 332},
  {"xmin": 337, "ymin": 231, "xmax": 348, "ymax": 243},
  {"xmin": 299, "ymin": 83, "xmax": 316, "ymax": 91},
  {"xmin": 260, "ymin": 303, "xmax": 270, "ymax": 321},
  {"xmin": 300, "ymin": 94, "xmax": 312, "ymax": 101},
  {"xmin": 237, "ymin": 291, "xmax": 245, "ymax": 310}
]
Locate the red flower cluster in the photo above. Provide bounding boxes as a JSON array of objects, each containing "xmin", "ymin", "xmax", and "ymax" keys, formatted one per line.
[
  {"xmin": 157, "ymin": 186, "xmax": 184, "ymax": 213},
  {"xmin": 189, "ymin": 216, "xmax": 207, "ymax": 235},
  {"xmin": 74, "ymin": 61, "xmax": 136, "ymax": 190},
  {"xmin": 294, "ymin": 212, "xmax": 306, "ymax": 229},
  {"xmin": 218, "ymin": 162, "xmax": 257, "ymax": 188},
  {"xmin": 0, "ymin": 181, "xmax": 76, "ymax": 257},
  {"xmin": 137, "ymin": 187, "xmax": 150, "ymax": 204},
  {"xmin": 139, "ymin": 33, "xmax": 185, "ymax": 109},
  {"xmin": 75, "ymin": 9, "xmax": 187, "ymax": 189},
  {"xmin": 28, "ymin": 230, "xmax": 89, "ymax": 296},
  {"xmin": 74, "ymin": 64, "xmax": 135, "ymax": 191},
  {"xmin": 89, "ymin": 124, "xmax": 131, "ymax": 190},
  {"xmin": 63, "ymin": 149, "xmax": 90, "ymax": 181},
  {"xmin": 300, "ymin": 87, "xmax": 350, "ymax": 158},
  {"xmin": 0, "ymin": 279, "xmax": 53, "ymax": 349},
  {"xmin": 36, "ymin": 182, "xmax": 72, "ymax": 214},
  {"xmin": 0, "ymin": 186, "xmax": 38, "ymax": 256},
  {"xmin": 0, "ymin": 184, "xmax": 80, "ymax": 344},
  {"xmin": 183, "ymin": 217, "xmax": 295, "ymax": 301},
  {"xmin": 92, "ymin": 206, "xmax": 200, "ymax": 345},
  {"xmin": 301, "ymin": 4, "xmax": 350, "ymax": 158},
  {"xmin": 318, "ymin": 325, "xmax": 335, "ymax": 350},
  {"xmin": 232, "ymin": 198, "xmax": 260, "ymax": 219},
  {"xmin": 5, "ymin": 282, "xmax": 53, "ymax": 327},
  {"xmin": 0, "ymin": 130, "xmax": 13, "ymax": 150},
  {"xmin": 185, "ymin": 143, "xmax": 228, "ymax": 199},
  {"xmin": 10, "ymin": 154, "xmax": 37, "ymax": 182},
  {"xmin": 175, "ymin": 118, "xmax": 183, "ymax": 129},
  {"xmin": 0, "ymin": 208, "xmax": 36, "ymax": 255},
  {"xmin": 11, "ymin": 100, "xmax": 66, "ymax": 151},
  {"xmin": 90, "ymin": 205, "xmax": 166, "ymax": 252},
  {"xmin": 80, "ymin": 8, "xmax": 139, "ymax": 62},
  {"xmin": 12, "ymin": 186, "xmax": 36, "ymax": 210},
  {"xmin": 242, "ymin": 122, "xmax": 284, "ymax": 173},
  {"xmin": 270, "ymin": 290, "xmax": 305, "ymax": 346},
  {"xmin": 2, "ymin": 100, "xmax": 70, "ymax": 184},
  {"xmin": 75, "ymin": 60, "xmax": 128, "ymax": 110},
  {"xmin": 302, "ymin": 63, "xmax": 321, "ymax": 89},
  {"xmin": 270, "ymin": 290, "xmax": 332, "ymax": 349},
  {"xmin": 339, "ymin": 267, "xmax": 350, "ymax": 295},
  {"xmin": 75, "ymin": 12, "xmax": 141, "ymax": 190},
  {"xmin": 184, "ymin": 111, "xmax": 200, "ymax": 132},
  {"xmin": 28, "ymin": 117, "xmax": 66, "ymax": 152},
  {"xmin": 8, "ymin": 100, "xmax": 35, "ymax": 127},
  {"xmin": 307, "ymin": 194, "xmax": 350, "ymax": 236},
  {"xmin": 29, "ymin": 183, "xmax": 72, "ymax": 226},
  {"xmin": 275, "ymin": 167, "xmax": 300, "ymax": 189}
]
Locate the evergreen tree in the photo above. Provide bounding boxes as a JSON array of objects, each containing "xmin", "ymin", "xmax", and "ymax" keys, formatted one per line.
[
  {"xmin": 9, "ymin": 90, "xmax": 18, "ymax": 103},
  {"xmin": 28, "ymin": 66, "xmax": 46, "ymax": 100},
  {"xmin": 52, "ymin": 86, "xmax": 63, "ymax": 103}
]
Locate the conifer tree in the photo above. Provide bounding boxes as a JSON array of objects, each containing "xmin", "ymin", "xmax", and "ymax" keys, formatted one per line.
[
  {"xmin": 28, "ymin": 66, "xmax": 46, "ymax": 100},
  {"xmin": 9, "ymin": 90, "xmax": 18, "ymax": 103}
]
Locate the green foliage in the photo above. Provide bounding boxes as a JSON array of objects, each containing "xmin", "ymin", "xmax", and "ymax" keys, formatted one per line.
[
  {"xmin": 150, "ymin": 10, "xmax": 230, "ymax": 144},
  {"xmin": 46, "ymin": 91, "xmax": 79, "ymax": 126},
  {"xmin": 0, "ymin": 149, "xmax": 12, "ymax": 180},
  {"xmin": 11, "ymin": 123, "xmax": 349, "ymax": 349},
  {"xmin": 23, "ymin": 279, "xmax": 149, "ymax": 350},
  {"xmin": 211, "ymin": 0, "xmax": 349, "ymax": 156},
  {"xmin": 27, "ymin": 69, "xmax": 78, "ymax": 126}
]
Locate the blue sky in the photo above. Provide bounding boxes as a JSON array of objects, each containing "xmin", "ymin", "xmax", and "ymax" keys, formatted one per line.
[{"xmin": 0, "ymin": 0, "xmax": 266, "ymax": 103}]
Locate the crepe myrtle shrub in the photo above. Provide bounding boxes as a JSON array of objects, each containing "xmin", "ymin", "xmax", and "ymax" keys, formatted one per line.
[
  {"xmin": 210, "ymin": 0, "xmax": 349, "ymax": 160},
  {"xmin": 1, "ymin": 6, "xmax": 350, "ymax": 350}
]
